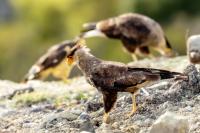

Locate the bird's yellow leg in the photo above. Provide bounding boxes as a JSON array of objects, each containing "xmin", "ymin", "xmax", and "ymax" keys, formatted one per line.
[
  {"xmin": 62, "ymin": 77, "xmax": 70, "ymax": 83},
  {"xmin": 155, "ymin": 47, "xmax": 174, "ymax": 57},
  {"xmin": 128, "ymin": 94, "xmax": 137, "ymax": 116},
  {"xmin": 131, "ymin": 54, "xmax": 138, "ymax": 61},
  {"xmin": 164, "ymin": 47, "xmax": 173, "ymax": 54},
  {"xmin": 103, "ymin": 112, "xmax": 110, "ymax": 124},
  {"xmin": 102, "ymin": 92, "xmax": 117, "ymax": 124}
]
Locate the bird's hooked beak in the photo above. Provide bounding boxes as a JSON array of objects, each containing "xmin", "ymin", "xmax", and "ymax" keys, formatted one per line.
[
  {"xmin": 66, "ymin": 38, "xmax": 86, "ymax": 65},
  {"xmin": 67, "ymin": 56, "xmax": 74, "ymax": 65}
]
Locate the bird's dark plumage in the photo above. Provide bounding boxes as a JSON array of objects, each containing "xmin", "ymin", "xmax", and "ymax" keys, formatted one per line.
[
  {"xmin": 22, "ymin": 40, "xmax": 76, "ymax": 82},
  {"xmin": 66, "ymin": 40, "xmax": 186, "ymax": 123},
  {"xmin": 81, "ymin": 13, "xmax": 174, "ymax": 60}
]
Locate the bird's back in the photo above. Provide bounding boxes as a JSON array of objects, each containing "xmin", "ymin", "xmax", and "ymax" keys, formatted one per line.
[
  {"xmin": 117, "ymin": 13, "xmax": 165, "ymax": 47},
  {"xmin": 22, "ymin": 41, "xmax": 74, "ymax": 82}
]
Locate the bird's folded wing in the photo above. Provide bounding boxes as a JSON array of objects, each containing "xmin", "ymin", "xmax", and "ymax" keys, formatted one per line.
[
  {"xmin": 37, "ymin": 50, "xmax": 67, "ymax": 71},
  {"xmin": 117, "ymin": 17, "xmax": 150, "ymax": 39},
  {"xmin": 113, "ymin": 70, "xmax": 160, "ymax": 88},
  {"xmin": 91, "ymin": 64, "xmax": 162, "ymax": 89}
]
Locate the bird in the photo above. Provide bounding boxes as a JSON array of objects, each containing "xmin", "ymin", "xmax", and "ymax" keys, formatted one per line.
[
  {"xmin": 66, "ymin": 39, "xmax": 187, "ymax": 123},
  {"xmin": 22, "ymin": 40, "xmax": 77, "ymax": 83},
  {"xmin": 80, "ymin": 13, "xmax": 175, "ymax": 60},
  {"xmin": 187, "ymin": 35, "xmax": 200, "ymax": 64}
]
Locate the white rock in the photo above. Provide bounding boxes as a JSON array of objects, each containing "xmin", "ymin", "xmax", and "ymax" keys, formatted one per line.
[
  {"xmin": 96, "ymin": 123, "xmax": 114, "ymax": 133},
  {"xmin": 80, "ymin": 131, "xmax": 92, "ymax": 133},
  {"xmin": 150, "ymin": 111, "xmax": 189, "ymax": 133}
]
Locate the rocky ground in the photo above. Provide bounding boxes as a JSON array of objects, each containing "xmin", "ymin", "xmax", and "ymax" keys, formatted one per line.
[{"xmin": 0, "ymin": 56, "xmax": 200, "ymax": 133}]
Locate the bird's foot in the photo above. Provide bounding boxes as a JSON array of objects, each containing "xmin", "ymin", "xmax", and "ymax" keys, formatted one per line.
[
  {"xmin": 131, "ymin": 54, "xmax": 138, "ymax": 62},
  {"xmin": 103, "ymin": 113, "xmax": 111, "ymax": 124},
  {"xmin": 127, "ymin": 108, "xmax": 137, "ymax": 117},
  {"xmin": 63, "ymin": 79, "xmax": 70, "ymax": 83}
]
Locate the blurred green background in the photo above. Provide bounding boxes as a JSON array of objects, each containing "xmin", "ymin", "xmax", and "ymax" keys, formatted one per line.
[{"xmin": 1, "ymin": 0, "xmax": 200, "ymax": 81}]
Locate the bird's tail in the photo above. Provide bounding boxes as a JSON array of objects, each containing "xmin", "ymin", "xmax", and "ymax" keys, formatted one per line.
[
  {"xmin": 158, "ymin": 70, "xmax": 188, "ymax": 81},
  {"xmin": 21, "ymin": 73, "xmax": 38, "ymax": 83},
  {"xmin": 164, "ymin": 36, "xmax": 172, "ymax": 49},
  {"xmin": 21, "ymin": 77, "xmax": 28, "ymax": 83},
  {"xmin": 20, "ymin": 66, "xmax": 41, "ymax": 83},
  {"xmin": 130, "ymin": 68, "xmax": 188, "ymax": 81},
  {"xmin": 163, "ymin": 36, "xmax": 178, "ymax": 57}
]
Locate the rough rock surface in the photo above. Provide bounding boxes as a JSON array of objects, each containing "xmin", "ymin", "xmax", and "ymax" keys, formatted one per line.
[
  {"xmin": 0, "ymin": 56, "xmax": 200, "ymax": 133},
  {"xmin": 149, "ymin": 111, "xmax": 189, "ymax": 133}
]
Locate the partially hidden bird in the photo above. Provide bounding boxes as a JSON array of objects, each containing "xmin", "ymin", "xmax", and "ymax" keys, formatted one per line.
[
  {"xmin": 66, "ymin": 39, "xmax": 187, "ymax": 123},
  {"xmin": 80, "ymin": 13, "xmax": 175, "ymax": 60},
  {"xmin": 22, "ymin": 40, "xmax": 76, "ymax": 83}
]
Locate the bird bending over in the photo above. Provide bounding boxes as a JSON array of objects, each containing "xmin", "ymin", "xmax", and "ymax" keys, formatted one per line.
[
  {"xmin": 22, "ymin": 40, "xmax": 76, "ymax": 83},
  {"xmin": 81, "ymin": 13, "xmax": 175, "ymax": 60},
  {"xmin": 66, "ymin": 39, "xmax": 187, "ymax": 123}
]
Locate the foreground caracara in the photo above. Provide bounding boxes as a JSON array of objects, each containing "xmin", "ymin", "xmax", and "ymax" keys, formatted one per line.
[
  {"xmin": 22, "ymin": 40, "xmax": 76, "ymax": 82},
  {"xmin": 66, "ymin": 39, "xmax": 186, "ymax": 123},
  {"xmin": 81, "ymin": 13, "xmax": 174, "ymax": 60}
]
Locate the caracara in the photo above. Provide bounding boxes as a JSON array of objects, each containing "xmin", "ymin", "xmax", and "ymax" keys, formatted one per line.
[
  {"xmin": 187, "ymin": 35, "xmax": 200, "ymax": 64},
  {"xmin": 66, "ymin": 39, "xmax": 186, "ymax": 123},
  {"xmin": 22, "ymin": 40, "xmax": 76, "ymax": 82},
  {"xmin": 81, "ymin": 13, "xmax": 174, "ymax": 60}
]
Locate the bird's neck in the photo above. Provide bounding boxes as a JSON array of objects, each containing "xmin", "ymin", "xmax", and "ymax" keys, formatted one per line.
[{"xmin": 75, "ymin": 48, "xmax": 101, "ymax": 75}]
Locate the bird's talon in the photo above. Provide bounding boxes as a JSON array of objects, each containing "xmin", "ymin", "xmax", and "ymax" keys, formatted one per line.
[
  {"xmin": 127, "ymin": 109, "xmax": 137, "ymax": 117},
  {"xmin": 103, "ymin": 113, "xmax": 111, "ymax": 124}
]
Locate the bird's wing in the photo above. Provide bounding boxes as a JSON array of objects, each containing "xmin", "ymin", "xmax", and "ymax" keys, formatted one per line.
[
  {"xmin": 91, "ymin": 65, "xmax": 182, "ymax": 91},
  {"xmin": 37, "ymin": 49, "xmax": 67, "ymax": 71},
  {"xmin": 90, "ymin": 63, "xmax": 148, "ymax": 90},
  {"xmin": 117, "ymin": 15, "xmax": 151, "ymax": 42},
  {"xmin": 24, "ymin": 49, "xmax": 67, "ymax": 80},
  {"xmin": 112, "ymin": 68, "xmax": 162, "ymax": 89},
  {"xmin": 22, "ymin": 41, "xmax": 76, "ymax": 82},
  {"xmin": 36, "ymin": 41, "xmax": 76, "ymax": 71}
]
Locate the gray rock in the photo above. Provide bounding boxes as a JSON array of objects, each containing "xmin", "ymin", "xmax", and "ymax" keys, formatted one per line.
[
  {"xmin": 59, "ymin": 111, "xmax": 79, "ymax": 121},
  {"xmin": 41, "ymin": 111, "xmax": 79, "ymax": 128},
  {"xmin": 150, "ymin": 111, "xmax": 189, "ymax": 133},
  {"xmin": 79, "ymin": 112, "xmax": 91, "ymax": 120},
  {"xmin": 185, "ymin": 106, "xmax": 193, "ymax": 112},
  {"xmin": 71, "ymin": 109, "xmax": 82, "ymax": 115},
  {"xmin": 96, "ymin": 123, "xmax": 115, "ymax": 133},
  {"xmin": 79, "ymin": 119, "xmax": 95, "ymax": 133},
  {"xmin": 86, "ymin": 101, "xmax": 103, "ymax": 112},
  {"xmin": 121, "ymin": 125, "xmax": 140, "ymax": 133}
]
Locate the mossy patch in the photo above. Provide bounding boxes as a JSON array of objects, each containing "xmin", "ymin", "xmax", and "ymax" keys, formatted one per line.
[{"xmin": 12, "ymin": 91, "xmax": 53, "ymax": 107}]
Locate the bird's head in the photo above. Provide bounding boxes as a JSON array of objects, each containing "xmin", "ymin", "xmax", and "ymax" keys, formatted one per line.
[{"xmin": 66, "ymin": 38, "xmax": 86, "ymax": 65}]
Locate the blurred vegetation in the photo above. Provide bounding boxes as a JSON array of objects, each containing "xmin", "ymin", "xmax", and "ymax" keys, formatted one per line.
[{"xmin": 0, "ymin": 0, "xmax": 200, "ymax": 81}]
